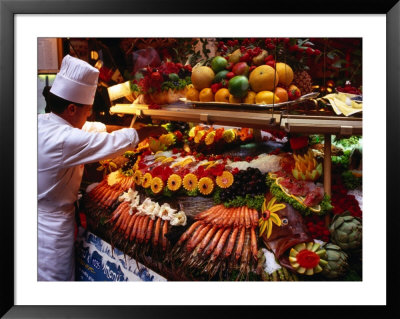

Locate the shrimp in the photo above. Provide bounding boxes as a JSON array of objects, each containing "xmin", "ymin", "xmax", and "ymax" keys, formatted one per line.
[
  {"xmin": 238, "ymin": 230, "xmax": 251, "ymax": 280},
  {"xmin": 244, "ymin": 206, "xmax": 251, "ymax": 229},
  {"xmin": 252, "ymin": 209, "xmax": 259, "ymax": 228},
  {"xmin": 187, "ymin": 224, "xmax": 211, "ymax": 253},
  {"xmin": 198, "ymin": 225, "xmax": 218, "ymax": 253},
  {"xmin": 234, "ymin": 226, "xmax": 246, "ymax": 261},
  {"xmin": 250, "ymin": 227, "xmax": 258, "ymax": 262},
  {"xmin": 124, "ymin": 212, "xmax": 138, "ymax": 239},
  {"xmin": 213, "ymin": 207, "xmax": 229, "ymax": 226},
  {"xmin": 204, "ymin": 227, "xmax": 224, "ymax": 256},
  {"xmin": 113, "ymin": 206, "xmax": 129, "ymax": 231},
  {"xmin": 129, "ymin": 215, "xmax": 143, "ymax": 241},
  {"xmin": 138, "ymin": 215, "xmax": 150, "ymax": 243},
  {"xmin": 227, "ymin": 207, "xmax": 237, "ymax": 228},
  {"xmin": 195, "ymin": 205, "xmax": 221, "ymax": 220},
  {"xmin": 204, "ymin": 206, "xmax": 224, "ymax": 224},
  {"xmin": 211, "ymin": 227, "xmax": 231, "ymax": 261},
  {"xmin": 224, "ymin": 227, "xmax": 239, "ymax": 258},
  {"xmin": 145, "ymin": 218, "xmax": 155, "ymax": 244},
  {"xmin": 239, "ymin": 206, "xmax": 246, "ymax": 228},
  {"xmin": 153, "ymin": 217, "xmax": 162, "ymax": 247},
  {"xmin": 161, "ymin": 220, "xmax": 169, "ymax": 251},
  {"xmin": 176, "ymin": 220, "xmax": 202, "ymax": 246},
  {"xmin": 108, "ymin": 201, "xmax": 129, "ymax": 224}
]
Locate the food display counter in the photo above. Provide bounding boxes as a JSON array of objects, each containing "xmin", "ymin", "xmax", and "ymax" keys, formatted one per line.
[{"xmin": 75, "ymin": 37, "xmax": 363, "ymax": 282}]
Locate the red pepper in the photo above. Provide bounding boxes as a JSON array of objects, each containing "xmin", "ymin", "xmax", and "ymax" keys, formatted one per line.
[{"xmin": 289, "ymin": 136, "xmax": 309, "ymax": 150}]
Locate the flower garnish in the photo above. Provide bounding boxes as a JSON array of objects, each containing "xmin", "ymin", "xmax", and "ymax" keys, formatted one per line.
[
  {"xmin": 96, "ymin": 159, "xmax": 118, "ymax": 176},
  {"xmin": 142, "ymin": 172, "xmax": 153, "ymax": 188},
  {"xmin": 167, "ymin": 174, "xmax": 182, "ymax": 191},
  {"xmin": 198, "ymin": 177, "xmax": 214, "ymax": 195},
  {"xmin": 133, "ymin": 170, "xmax": 143, "ymax": 185},
  {"xmin": 289, "ymin": 242, "xmax": 327, "ymax": 275},
  {"xmin": 183, "ymin": 173, "xmax": 198, "ymax": 192},
  {"xmin": 216, "ymin": 171, "xmax": 234, "ymax": 188},
  {"xmin": 151, "ymin": 177, "xmax": 164, "ymax": 194},
  {"xmin": 258, "ymin": 197, "xmax": 285, "ymax": 239}
]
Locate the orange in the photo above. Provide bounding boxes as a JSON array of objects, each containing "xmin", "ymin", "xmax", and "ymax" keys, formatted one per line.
[
  {"xmin": 229, "ymin": 94, "xmax": 242, "ymax": 104},
  {"xmin": 243, "ymin": 91, "xmax": 256, "ymax": 104},
  {"xmin": 199, "ymin": 88, "xmax": 214, "ymax": 102},
  {"xmin": 249, "ymin": 65, "xmax": 279, "ymax": 92},
  {"xmin": 275, "ymin": 62, "xmax": 294, "ymax": 87},
  {"xmin": 191, "ymin": 66, "xmax": 215, "ymax": 90},
  {"xmin": 185, "ymin": 87, "xmax": 200, "ymax": 101},
  {"xmin": 255, "ymin": 91, "xmax": 280, "ymax": 104},
  {"xmin": 274, "ymin": 87, "xmax": 288, "ymax": 103},
  {"xmin": 214, "ymin": 88, "xmax": 230, "ymax": 103}
]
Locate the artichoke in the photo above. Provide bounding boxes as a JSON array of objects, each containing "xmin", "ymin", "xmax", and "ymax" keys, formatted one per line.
[
  {"xmin": 321, "ymin": 243, "xmax": 349, "ymax": 279},
  {"xmin": 329, "ymin": 211, "xmax": 362, "ymax": 251}
]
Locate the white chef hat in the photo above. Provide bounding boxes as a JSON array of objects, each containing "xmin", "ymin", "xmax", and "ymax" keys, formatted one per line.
[{"xmin": 50, "ymin": 55, "xmax": 99, "ymax": 105}]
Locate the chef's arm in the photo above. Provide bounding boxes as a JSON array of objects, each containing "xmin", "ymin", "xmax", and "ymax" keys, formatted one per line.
[{"xmin": 61, "ymin": 125, "xmax": 167, "ymax": 168}]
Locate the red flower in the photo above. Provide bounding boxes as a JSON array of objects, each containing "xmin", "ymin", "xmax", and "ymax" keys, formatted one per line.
[
  {"xmin": 211, "ymin": 83, "xmax": 223, "ymax": 94},
  {"xmin": 289, "ymin": 136, "xmax": 309, "ymax": 150},
  {"xmin": 174, "ymin": 130, "xmax": 183, "ymax": 142},
  {"xmin": 232, "ymin": 168, "xmax": 239, "ymax": 175}
]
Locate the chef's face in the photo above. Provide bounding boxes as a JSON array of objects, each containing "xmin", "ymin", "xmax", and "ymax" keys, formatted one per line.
[{"xmin": 71, "ymin": 104, "xmax": 92, "ymax": 129}]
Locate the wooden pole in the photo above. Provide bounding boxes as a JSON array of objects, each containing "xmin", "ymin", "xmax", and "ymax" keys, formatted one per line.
[{"xmin": 324, "ymin": 134, "xmax": 332, "ymax": 227}]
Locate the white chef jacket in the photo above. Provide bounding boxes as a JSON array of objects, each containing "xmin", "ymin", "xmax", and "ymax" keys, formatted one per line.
[{"xmin": 38, "ymin": 112, "xmax": 139, "ymax": 281}]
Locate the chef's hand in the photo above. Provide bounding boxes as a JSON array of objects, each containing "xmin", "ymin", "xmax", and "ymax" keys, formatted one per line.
[{"xmin": 136, "ymin": 125, "xmax": 168, "ymax": 141}]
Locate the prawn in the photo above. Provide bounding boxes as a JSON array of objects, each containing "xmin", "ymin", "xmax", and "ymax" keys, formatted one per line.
[
  {"xmin": 124, "ymin": 211, "xmax": 138, "ymax": 239},
  {"xmin": 224, "ymin": 227, "xmax": 239, "ymax": 258},
  {"xmin": 234, "ymin": 226, "xmax": 246, "ymax": 261},
  {"xmin": 161, "ymin": 220, "xmax": 169, "ymax": 251},
  {"xmin": 250, "ymin": 227, "xmax": 258, "ymax": 262},
  {"xmin": 195, "ymin": 205, "xmax": 220, "ymax": 220},
  {"xmin": 210, "ymin": 227, "xmax": 231, "ymax": 261},
  {"xmin": 176, "ymin": 221, "xmax": 202, "ymax": 246},
  {"xmin": 244, "ymin": 206, "xmax": 251, "ymax": 229},
  {"xmin": 153, "ymin": 217, "xmax": 162, "ymax": 247},
  {"xmin": 187, "ymin": 224, "xmax": 211, "ymax": 253},
  {"xmin": 204, "ymin": 227, "xmax": 224, "ymax": 256},
  {"xmin": 145, "ymin": 218, "xmax": 155, "ymax": 244}
]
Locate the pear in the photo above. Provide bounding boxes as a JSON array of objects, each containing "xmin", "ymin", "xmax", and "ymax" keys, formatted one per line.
[
  {"xmin": 228, "ymin": 49, "xmax": 242, "ymax": 64},
  {"xmin": 252, "ymin": 50, "xmax": 268, "ymax": 66}
]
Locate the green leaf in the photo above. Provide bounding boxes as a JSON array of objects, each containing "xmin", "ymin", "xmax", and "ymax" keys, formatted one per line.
[{"xmin": 327, "ymin": 51, "xmax": 337, "ymax": 59}]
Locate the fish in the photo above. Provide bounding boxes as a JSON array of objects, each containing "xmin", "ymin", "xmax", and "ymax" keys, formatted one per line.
[{"xmin": 262, "ymin": 193, "xmax": 313, "ymax": 270}]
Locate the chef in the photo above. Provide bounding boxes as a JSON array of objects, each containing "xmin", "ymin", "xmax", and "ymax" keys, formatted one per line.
[{"xmin": 38, "ymin": 55, "xmax": 165, "ymax": 281}]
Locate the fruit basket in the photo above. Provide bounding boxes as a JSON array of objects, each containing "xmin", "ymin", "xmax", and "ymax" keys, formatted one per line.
[{"xmin": 179, "ymin": 92, "xmax": 320, "ymax": 110}]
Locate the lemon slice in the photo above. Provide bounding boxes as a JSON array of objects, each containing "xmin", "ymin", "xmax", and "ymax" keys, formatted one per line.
[
  {"xmin": 162, "ymin": 157, "xmax": 175, "ymax": 164},
  {"xmin": 154, "ymin": 156, "xmax": 167, "ymax": 163},
  {"xmin": 181, "ymin": 158, "xmax": 194, "ymax": 167},
  {"xmin": 205, "ymin": 161, "xmax": 219, "ymax": 170},
  {"xmin": 199, "ymin": 161, "xmax": 214, "ymax": 167}
]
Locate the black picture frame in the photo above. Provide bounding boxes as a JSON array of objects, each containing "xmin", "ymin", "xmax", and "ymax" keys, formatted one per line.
[{"xmin": 1, "ymin": 0, "xmax": 399, "ymax": 318}]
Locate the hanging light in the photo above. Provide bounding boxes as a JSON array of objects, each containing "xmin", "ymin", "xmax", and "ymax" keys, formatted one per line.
[{"xmin": 91, "ymin": 51, "xmax": 99, "ymax": 61}]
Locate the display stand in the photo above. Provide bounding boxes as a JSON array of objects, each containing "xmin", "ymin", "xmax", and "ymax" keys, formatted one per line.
[{"xmin": 110, "ymin": 103, "xmax": 362, "ymax": 195}]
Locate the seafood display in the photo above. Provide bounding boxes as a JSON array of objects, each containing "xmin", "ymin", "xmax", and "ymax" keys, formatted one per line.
[
  {"xmin": 170, "ymin": 205, "xmax": 259, "ymax": 280},
  {"xmin": 81, "ymin": 127, "xmax": 362, "ymax": 281}
]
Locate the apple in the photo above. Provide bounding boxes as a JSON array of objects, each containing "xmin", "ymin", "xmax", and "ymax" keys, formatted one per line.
[{"xmin": 232, "ymin": 62, "xmax": 250, "ymax": 77}]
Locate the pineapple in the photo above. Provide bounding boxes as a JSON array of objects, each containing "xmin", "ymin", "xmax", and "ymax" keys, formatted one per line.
[{"xmin": 293, "ymin": 70, "xmax": 313, "ymax": 95}]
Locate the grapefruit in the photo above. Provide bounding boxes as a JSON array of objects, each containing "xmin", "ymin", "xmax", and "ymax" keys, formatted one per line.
[
  {"xmin": 215, "ymin": 88, "xmax": 230, "ymax": 103},
  {"xmin": 191, "ymin": 66, "xmax": 215, "ymax": 90},
  {"xmin": 243, "ymin": 91, "xmax": 256, "ymax": 104},
  {"xmin": 255, "ymin": 91, "xmax": 280, "ymax": 104},
  {"xmin": 185, "ymin": 87, "xmax": 200, "ymax": 101},
  {"xmin": 249, "ymin": 65, "xmax": 279, "ymax": 92},
  {"xmin": 275, "ymin": 62, "xmax": 294, "ymax": 86},
  {"xmin": 199, "ymin": 88, "xmax": 214, "ymax": 102}
]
